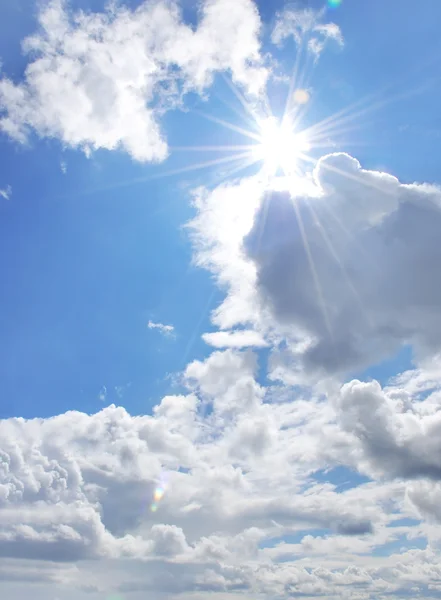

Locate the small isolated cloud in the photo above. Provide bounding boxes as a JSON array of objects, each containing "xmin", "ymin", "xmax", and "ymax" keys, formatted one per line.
[
  {"xmin": 272, "ymin": 7, "xmax": 343, "ymax": 60},
  {"xmin": 0, "ymin": 0, "xmax": 268, "ymax": 162},
  {"xmin": 60, "ymin": 160, "xmax": 67, "ymax": 174},
  {"xmin": 202, "ymin": 329, "xmax": 268, "ymax": 348},
  {"xmin": 0, "ymin": 184, "xmax": 11, "ymax": 200},
  {"xmin": 98, "ymin": 386, "xmax": 107, "ymax": 403},
  {"xmin": 148, "ymin": 320, "xmax": 175, "ymax": 337}
]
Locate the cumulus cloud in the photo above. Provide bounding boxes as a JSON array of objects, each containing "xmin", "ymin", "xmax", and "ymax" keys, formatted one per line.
[
  {"xmin": 272, "ymin": 7, "xmax": 343, "ymax": 60},
  {"xmin": 327, "ymin": 370, "xmax": 441, "ymax": 482},
  {"xmin": 2, "ymin": 347, "xmax": 418, "ymax": 596},
  {"xmin": 190, "ymin": 152, "xmax": 441, "ymax": 382},
  {"xmin": 1, "ymin": 1, "xmax": 440, "ymax": 599},
  {"xmin": 0, "ymin": 0, "xmax": 267, "ymax": 161},
  {"xmin": 148, "ymin": 320, "xmax": 175, "ymax": 337},
  {"xmin": 247, "ymin": 154, "xmax": 441, "ymax": 378}
]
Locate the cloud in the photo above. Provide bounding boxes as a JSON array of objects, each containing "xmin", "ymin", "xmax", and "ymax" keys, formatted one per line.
[
  {"xmin": 202, "ymin": 329, "xmax": 268, "ymax": 348},
  {"xmin": 1, "ymin": 347, "xmax": 418, "ymax": 596},
  {"xmin": 148, "ymin": 320, "xmax": 175, "ymax": 337},
  {"xmin": 327, "ymin": 371, "xmax": 441, "ymax": 484},
  {"xmin": 190, "ymin": 152, "xmax": 441, "ymax": 382},
  {"xmin": 272, "ymin": 7, "xmax": 343, "ymax": 60},
  {"xmin": 0, "ymin": 185, "xmax": 11, "ymax": 200},
  {"xmin": 2, "ymin": 346, "xmax": 441, "ymax": 597},
  {"xmin": 246, "ymin": 153, "xmax": 441, "ymax": 379},
  {"xmin": 0, "ymin": 0, "xmax": 267, "ymax": 161}
]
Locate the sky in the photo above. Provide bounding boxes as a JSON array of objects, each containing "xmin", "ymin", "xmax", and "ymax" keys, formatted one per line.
[{"xmin": 1, "ymin": 0, "xmax": 441, "ymax": 598}]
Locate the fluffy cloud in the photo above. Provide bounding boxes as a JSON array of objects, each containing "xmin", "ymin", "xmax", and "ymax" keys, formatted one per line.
[
  {"xmin": 3, "ymin": 347, "xmax": 430, "ymax": 596},
  {"xmin": 0, "ymin": 0, "xmax": 267, "ymax": 161},
  {"xmin": 324, "ymin": 364, "xmax": 441, "ymax": 488},
  {"xmin": 190, "ymin": 153, "xmax": 441, "ymax": 382},
  {"xmin": 272, "ymin": 7, "xmax": 343, "ymax": 60}
]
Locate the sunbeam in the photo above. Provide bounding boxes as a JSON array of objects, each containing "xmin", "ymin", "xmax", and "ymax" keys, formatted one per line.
[
  {"xmin": 304, "ymin": 197, "xmax": 372, "ymax": 326},
  {"xmin": 292, "ymin": 197, "xmax": 333, "ymax": 337}
]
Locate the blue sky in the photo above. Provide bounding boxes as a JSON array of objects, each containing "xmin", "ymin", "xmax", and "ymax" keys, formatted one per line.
[
  {"xmin": 1, "ymin": 0, "xmax": 440, "ymax": 419},
  {"xmin": 1, "ymin": 1, "xmax": 441, "ymax": 599}
]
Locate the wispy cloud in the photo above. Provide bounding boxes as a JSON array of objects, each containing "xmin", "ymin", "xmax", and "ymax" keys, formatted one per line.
[
  {"xmin": 148, "ymin": 320, "xmax": 175, "ymax": 337},
  {"xmin": 272, "ymin": 7, "xmax": 344, "ymax": 60},
  {"xmin": 98, "ymin": 386, "xmax": 107, "ymax": 403},
  {"xmin": 0, "ymin": 184, "xmax": 11, "ymax": 200}
]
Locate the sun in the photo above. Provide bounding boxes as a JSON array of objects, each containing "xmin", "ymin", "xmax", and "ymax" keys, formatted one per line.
[{"xmin": 254, "ymin": 117, "xmax": 310, "ymax": 176}]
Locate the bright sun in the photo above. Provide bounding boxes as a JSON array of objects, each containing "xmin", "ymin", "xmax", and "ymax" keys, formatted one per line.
[{"xmin": 254, "ymin": 117, "xmax": 310, "ymax": 175}]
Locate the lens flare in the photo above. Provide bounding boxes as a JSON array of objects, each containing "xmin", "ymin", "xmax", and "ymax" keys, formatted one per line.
[
  {"xmin": 293, "ymin": 89, "xmax": 310, "ymax": 105},
  {"xmin": 328, "ymin": 0, "xmax": 342, "ymax": 7},
  {"xmin": 150, "ymin": 474, "xmax": 168, "ymax": 513}
]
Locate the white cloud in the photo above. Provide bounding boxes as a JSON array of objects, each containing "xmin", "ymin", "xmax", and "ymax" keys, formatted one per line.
[
  {"xmin": 148, "ymin": 320, "xmax": 175, "ymax": 337},
  {"xmin": 202, "ymin": 329, "xmax": 267, "ymax": 348},
  {"xmin": 0, "ymin": 0, "xmax": 268, "ymax": 161},
  {"xmin": 272, "ymin": 7, "xmax": 343, "ymax": 60},
  {"xmin": 0, "ymin": 184, "xmax": 11, "ymax": 200},
  {"xmin": 326, "ymin": 370, "xmax": 441, "ymax": 483},
  {"xmin": 190, "ymin": 153, "xmax": 441, "ymax": 382},
  {"xmin": 2, "ymin": 3, "xmax": 441, "ymax": 597},
  {"xmin": 3, "ymin": 347, "xmax": 431, "ymax": 597}
]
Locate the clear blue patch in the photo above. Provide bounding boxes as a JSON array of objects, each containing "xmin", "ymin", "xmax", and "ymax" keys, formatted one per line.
[
  {"xmin": 372, "ymin": 533, "xmax": 426, "ymax": 557},
  {"xmin": 389, "ymin": 517, "xmax": 421, "ymax": 528},
  {"xmin": 260, "ymin": 528, "xmax": 331, "ymax": 550},
  {"xmin": 349, "ymin": 344, "xmax": 414, "ymax": 386},
  {"xmin": 311, "ymin": 465, "xmax": 371, "ymax": 492}
]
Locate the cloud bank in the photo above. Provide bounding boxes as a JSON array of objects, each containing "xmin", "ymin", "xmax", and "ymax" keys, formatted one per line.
[{"xmin": 2, "ymin": 348, "xmax": 441, "ymax": 597}]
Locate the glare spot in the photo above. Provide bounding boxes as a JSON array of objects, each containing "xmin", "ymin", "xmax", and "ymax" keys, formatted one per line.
[
  {"xmin": 150, "ymin": 473, "xmax": 169, "ymax": 512},
  {"xmin": 154, "ymin": 487, "xmax": 165, "ymax": 502},
  {"xmin": 293, "ymin": 89, "xmax": 310, "ymax": 105},
  {"xmin": 254, "ymin": 117, "xmax": 310, "ymax": 175},
  {"xmin": 328, "ymin": 0, "xmax": 342, "ymax": 7}
]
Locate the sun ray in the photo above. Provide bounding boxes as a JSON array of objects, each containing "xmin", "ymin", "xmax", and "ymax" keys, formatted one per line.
[
  {"xmin": 214, "ymin": 90, "xmax": 261, "ymax": 133},
  {"xmin": 180, "ymin": 288, "xmax": 219, "ymax": 369},
  {"xmin": 283, "ymin": 38, "xmax": 306, "ymax": 120},
  {"xmin": 208, "ymin": 153, "xmax": 265, "ymax": 188},
  {"xmin": 307, "ymin": 121, "xmax": 374, "ymax": 146},
  {"xmin": 64, "ymin": 152, "xmax": 258, "ymax": 200},
  {"xmin": 303, "ymin": 78, "xmax": 435, "ymax": 145},
  {"xmin": 220, "ymin": 73, "xmax": 270, "ymax": 125},
  {"xmin": 303, "ymin": 197, "xmax": 372, "ymax": 326},
  {"xmin": 193, "ymin": 109, "xmax": 262, "ymax": 142},
  {"xmin": 171, "ymin": 144, "xmax": 255, "ymax": 153},
  {"xmin": 291, "ymin": 197, "xmax": 333, "ymax": 337}
]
